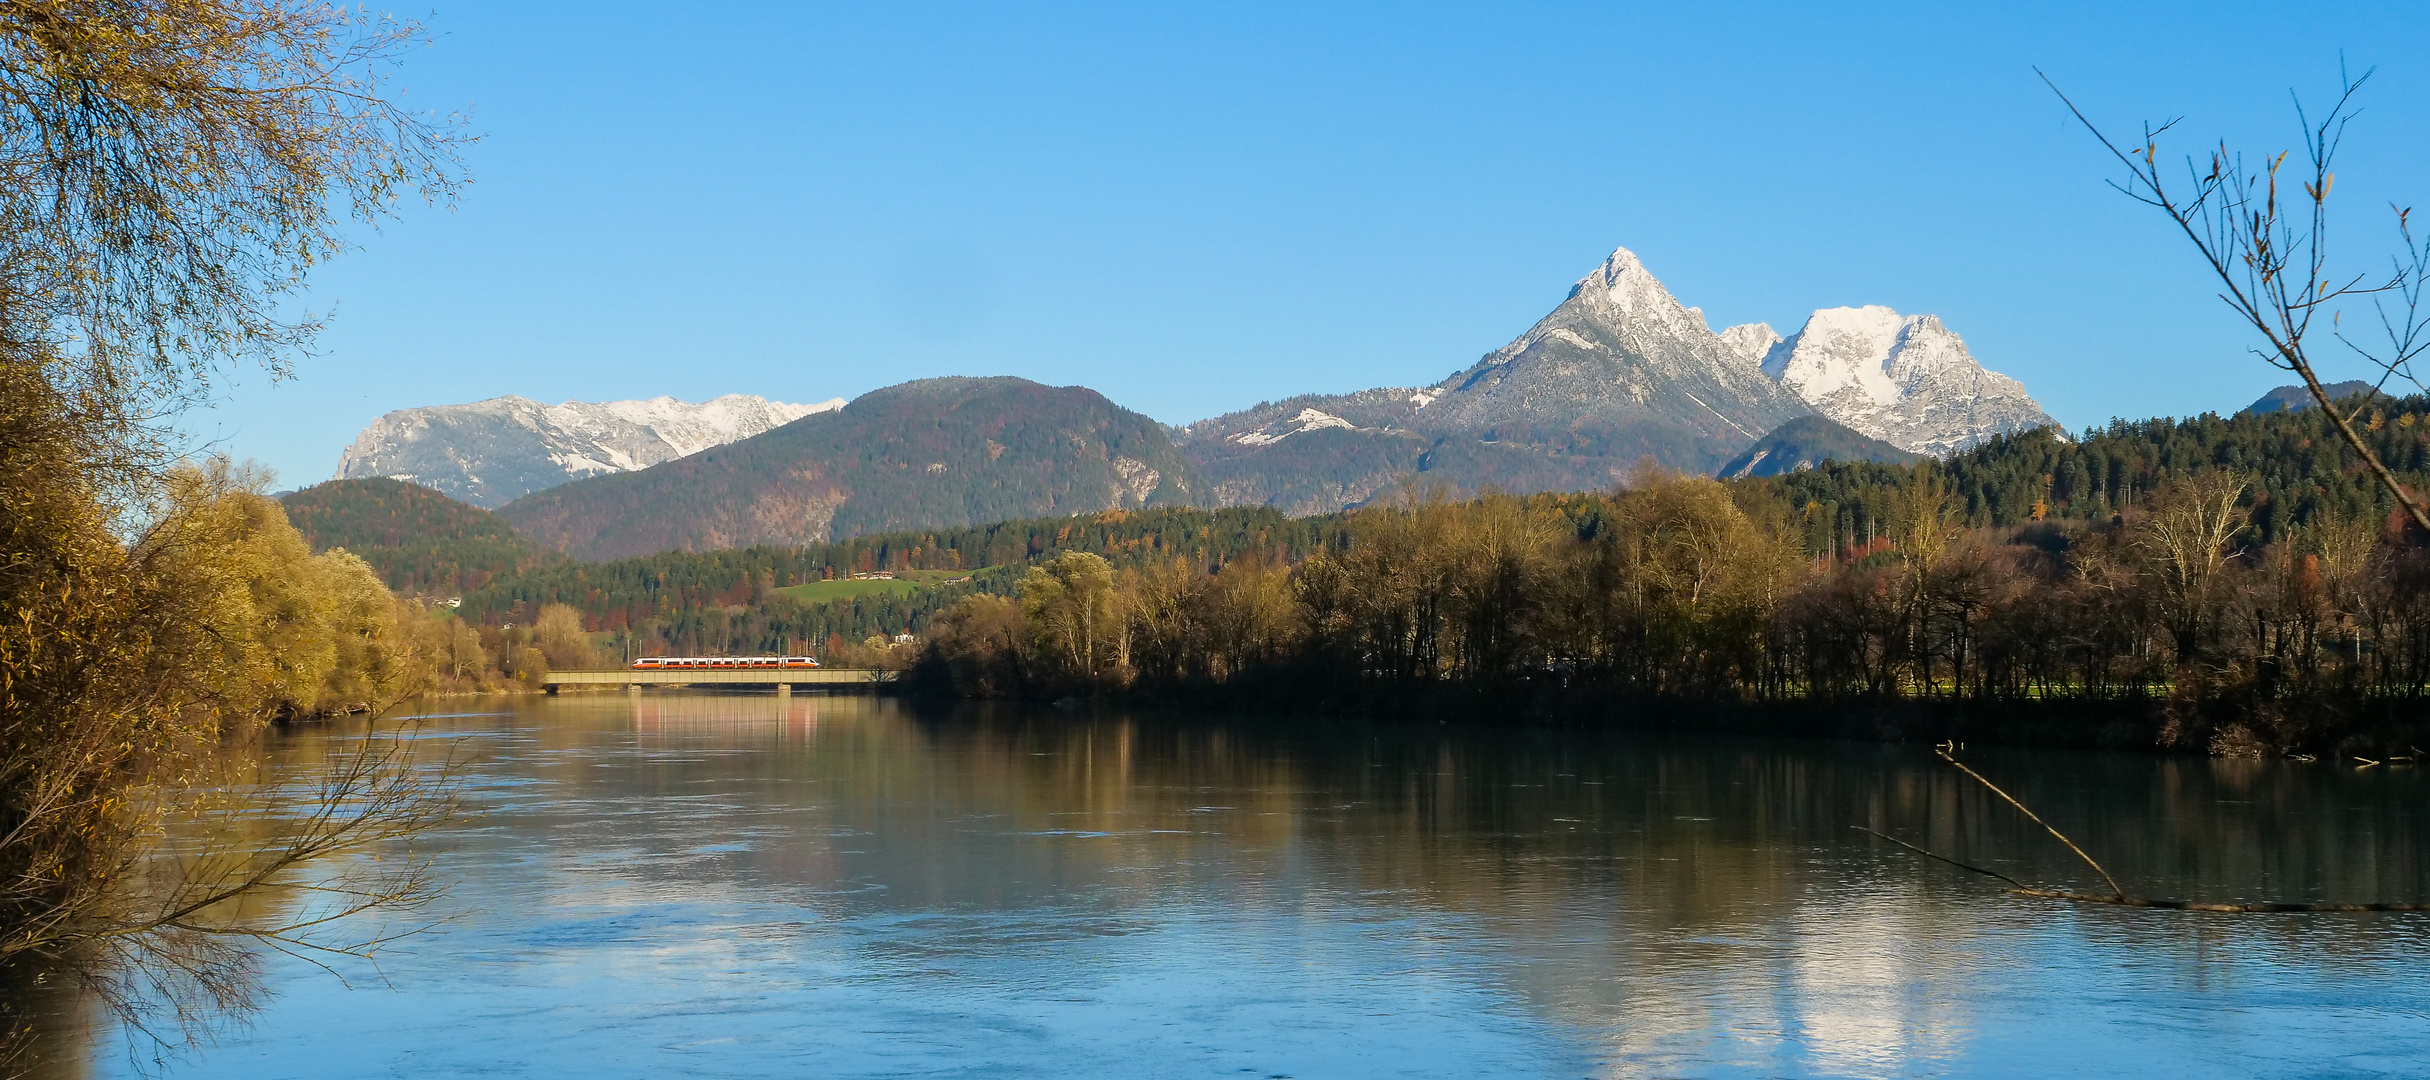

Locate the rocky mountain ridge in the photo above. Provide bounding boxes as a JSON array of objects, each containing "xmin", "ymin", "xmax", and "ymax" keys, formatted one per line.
[
  {"xmin": 1410, "ymin": 247, "xmax": 1811, "ymax": 450},
  {"xmin": 329, "ymin": 244, "xmax": 2055, "ymax": 528},
  {"xmin": 1752, "ymin": 306, "xmax": 2055, "ymax": 456},
  {"xmin": 335, "ymin": 393, "xmax": 841, "ymax": 508},
  {"xmin": 494, "ymin": 377, "xmax": 1197, "ymax": 560},
  {"xmin": 1174, "ymin": 245, "xmax": 2043, "ymax": 509}
]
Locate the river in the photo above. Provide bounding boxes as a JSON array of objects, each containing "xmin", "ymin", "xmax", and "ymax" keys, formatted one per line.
[{"xmin": 46, "ymin": 692, "xmax": 2430, "ymax": 1077}]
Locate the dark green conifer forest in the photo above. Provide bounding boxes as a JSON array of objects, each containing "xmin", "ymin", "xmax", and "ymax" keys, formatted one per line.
[{"xmin": 289, "ymin": 392, "xmax": 2430, "ymax": 752}]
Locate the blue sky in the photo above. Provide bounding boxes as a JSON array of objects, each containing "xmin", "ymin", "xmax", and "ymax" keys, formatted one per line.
[{"xmin": 203, "ymin": 1, "xmax": 2430, "ymax": 487}]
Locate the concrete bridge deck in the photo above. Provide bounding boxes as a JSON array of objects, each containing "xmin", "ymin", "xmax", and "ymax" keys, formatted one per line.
[{"xmin": 545, "ymin": 668, "xmax": 893, "ymax": 693}]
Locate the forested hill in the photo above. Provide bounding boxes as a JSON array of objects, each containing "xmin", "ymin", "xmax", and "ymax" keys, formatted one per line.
[
  {"xmin": 1761, "ymin": 391, "xmax": 2430, "ymax": 554},
  {"xmin": 281, "ymin": 475, "xmax": 1349, "ymax": 652},
  {"xmin": 495, "ymin": 376, "xmax": 1206, "ymax": 560},
  {"xmin": 280, "ymin": 478, "xmax": 555, "ymax": 594},
  {"xmin": 459, "ymin": 505, "xmax": 1348, "ymax": 654},
  {"xmin": 288, "ymin": 392, "xmax": 2430, "ymax": 657},
  {"xmin": 1719, "ymin": 415, "xmax": 1917, "ymax": 479},
  {"xmin": 2242, "ymin": 380, "xmax": 2377, "ymax": 416}
]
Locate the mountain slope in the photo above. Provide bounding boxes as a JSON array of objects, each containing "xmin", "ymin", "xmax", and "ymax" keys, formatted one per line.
[
  {"xmin": 280, "ymin": 478, "xmax": 553, "ymax": 594},
  {"xmin": 1718, "ymin": 415, "xmax": 1920, "ymax": 479},
  {"xmin": 1171, "ymin": 248, "xmax": 2057, "ymax": 512},
  {"xmin": 1759, "ymin": 307, "xmax": 2053, "ymax": 455},
  {"xmin": 2242, "ymin": 380, "xmax": 2377, "ymax": 415},
  {"xmin": 1191, "ymin": 426, "xmax": 1430, "ymax": 515},
  {"xmin": 1419, "ymin": 247, "xmax": 1810, "ymax": 453},
  {"xmin": 1176, "ymin": 246, "xmax": 1817, "ymax": 507},
  {"xmin": 336, "ymin": 393, "xmax": 841, "ymax": 507},
  {"xmin": 496, "ymin": 377, "xmax": 1204, "ymax": 560},
  {"xmin": 328, "ymin": 247, "xmax": 2060, "ymax": 529}
]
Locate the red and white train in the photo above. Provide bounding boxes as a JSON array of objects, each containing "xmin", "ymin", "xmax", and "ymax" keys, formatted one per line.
[{"xmin": 629, "ymin": 656, "xmax": 820, "ymax": 670}]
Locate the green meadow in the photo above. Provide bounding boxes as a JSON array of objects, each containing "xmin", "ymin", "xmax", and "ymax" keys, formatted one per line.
[{"xmin": 774, "ymin": 567, "xmax": 976, "ymax": 604}]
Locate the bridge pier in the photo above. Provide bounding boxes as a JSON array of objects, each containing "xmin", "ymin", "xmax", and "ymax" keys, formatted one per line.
[{"xmin": 776, "ymin": 683, "xmax": 791, "ymax": 700}]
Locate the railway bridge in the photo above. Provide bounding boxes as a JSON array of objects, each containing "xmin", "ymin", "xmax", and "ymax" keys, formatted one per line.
[{"xmin": 543, "ymin": 668, "xmax": 894, "ymax": 696}]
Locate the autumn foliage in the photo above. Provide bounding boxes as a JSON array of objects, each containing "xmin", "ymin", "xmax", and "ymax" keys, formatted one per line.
[{"xmin": 913, "ymin": 470, "xmax": 2430, "ymax": 756}]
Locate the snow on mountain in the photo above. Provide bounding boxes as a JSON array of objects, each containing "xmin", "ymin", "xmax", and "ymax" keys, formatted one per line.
[
  {"xmin": 1411, "ymin": 246, "xmax": 1810, "ymax": 455},
  {"xmin": 336, "ymin": 393, "xmax": 842, "ymax": 508},
  {"xmin": 1763, "ymin": 306, "xmax": 2054, "ymax": 456},
  {"xmin": 1174, "ymin": 386, "xmax": 1430, "ymax": 449},
  {"xmin": 1718, "ymin": 322, "xmax": 1783, "ymax": 368},
  {"xmin": 1226, "ymin": 408, "xmax": 1361, "ymax": 447},
  {"xmin": 1180, "ymin": 246, "xmax": 1813, "ymax": 461},
  {"xmin": 1176, "ymin": 246, "xmax": 2060, "ymax": 513},
  {"xmin": 1171, "ymin": 247, "xmax": 1820, "ymax": 510}
]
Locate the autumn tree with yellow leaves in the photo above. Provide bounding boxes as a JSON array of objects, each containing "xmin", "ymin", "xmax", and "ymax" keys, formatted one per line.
[{"xmin": 0, "ymin": 0, "xmax": 465, "ymax": 1062}]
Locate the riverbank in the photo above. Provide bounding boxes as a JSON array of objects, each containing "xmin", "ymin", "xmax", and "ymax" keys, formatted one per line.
[{"xmin": 901, "ymin": 674, "xmax": 2430, "ymax": 758}]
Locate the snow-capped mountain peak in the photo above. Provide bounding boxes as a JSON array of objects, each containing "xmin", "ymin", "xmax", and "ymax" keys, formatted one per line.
[
  {"xmin": 1571, "ymin": 246, "xmax": 1707, "ymax": 332},
  {"xmin": 1384, "ymin": 245, "xmax": 1813, "ymax": 468},
  {"xmin": 335, "ymin": 392, "xmax": 844, "ymax": 507},
  {"xmin": 1767, "ymin": 306, "xmax": 1908, "ymax": 406},
  {"xmin": 1766, "ymin": 306, "xmax": 2053, "ymax": 456},
  {"xmin": 1718, "ymin": 322, "xmax": 1784, "ymax": 369}
]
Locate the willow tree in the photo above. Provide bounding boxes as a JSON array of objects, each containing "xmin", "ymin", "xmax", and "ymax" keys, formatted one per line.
[
  {"xmin": 0, "ymin": 0, "xmax": 464, "ymax": 1061},
  {"xmin": 0, "ymin": 0, "xmax": 464, "ymax": 407}
]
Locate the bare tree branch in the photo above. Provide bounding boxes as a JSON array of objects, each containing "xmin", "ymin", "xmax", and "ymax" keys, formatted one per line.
[
  {"xmin": 1863, "ymin": 750, "xmax": 2430, "ymax": 914},
  {"xmin": 2040, "ymin": 66, "xmax": 2430, "ymax": 537}
]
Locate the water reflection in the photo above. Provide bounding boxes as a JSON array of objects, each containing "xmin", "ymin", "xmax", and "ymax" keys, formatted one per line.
[{"xmin": 54, "ymin": 693, "xmax": 2430, "ymax": 1078}]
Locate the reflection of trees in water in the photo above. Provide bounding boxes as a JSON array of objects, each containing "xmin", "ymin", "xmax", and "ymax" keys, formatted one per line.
[
  {"xmin": 554, "ymin": 696, "xmax": 2430, "ymax": 918},
  {"xmin": 75, "ymin": 697, "xmax": 2386, "ymax": 1078},
  {"xmin": 5, "ymin": 961, "xmax": 94, "ymax": 1080},
  {"xmin": 511, "ymin": 697, "xmax": 2430, "ymax": 1072},
  {"xmin": 8, "ymin": 727, "xmax": 452, "ymax": 1080}
]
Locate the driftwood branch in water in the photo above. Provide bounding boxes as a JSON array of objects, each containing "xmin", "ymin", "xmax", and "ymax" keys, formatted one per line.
[
  {"xmin": 1852, "ymin": 827, "xmax": 2034, "ymax": 891},
  {"xmin": 1857, "ymin": 752, "xmax": 2430, "ymax": 914},
  {"xmin": 1932, "ymin": 747, "xmax": 2127, "ymax": 900},
  {"xmin": 2002, "ymin": 889, "xmax": 2430, "ymax": 913}
]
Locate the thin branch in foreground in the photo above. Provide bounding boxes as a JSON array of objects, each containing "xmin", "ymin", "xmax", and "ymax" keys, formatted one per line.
[
  {"xmin": 1933, "ymin": 747, "xmax": 2125, "ymax": 899},
  {"xmin": 1861, "ymin": 753, "xmax": 2430, "ymax": 914},
  {"xmin": 1851, "ymin": 826, "xmax": 2034, "ymax": 891},
  {"xmin": 2039, "ymin": 67, "xmax": 2430, "ymax": 538},
  {"xmin": 37, "ymin": 721, "xmax": 463, "ymax": 1068}
]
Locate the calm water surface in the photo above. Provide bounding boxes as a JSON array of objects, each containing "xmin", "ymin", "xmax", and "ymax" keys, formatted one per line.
[{"xmin": 66, "ymin": 694, "xmax": 2430, "ymax": 1077}]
